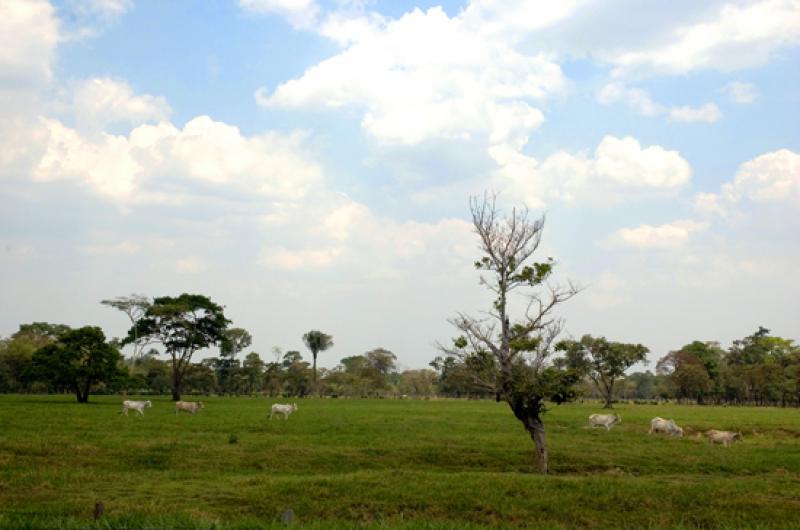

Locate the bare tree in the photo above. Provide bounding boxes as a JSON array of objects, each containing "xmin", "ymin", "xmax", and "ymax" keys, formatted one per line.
[
  {"xmin": 440, "ymin": 194, "xmax": 581, "ymax": 474},
  {"xmin": 101, "ymin": 294, "xmax": 152, "ymax": 359}
]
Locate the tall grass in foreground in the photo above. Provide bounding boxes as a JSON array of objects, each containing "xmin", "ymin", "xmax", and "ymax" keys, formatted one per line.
[{"xmin": 0, "ymin": 396, "xmax": 798, "ymax": 529}]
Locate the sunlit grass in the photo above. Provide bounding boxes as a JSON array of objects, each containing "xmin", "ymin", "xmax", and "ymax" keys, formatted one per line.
[{"xmin": 0, "ymin": 396, "xmax": 798, "ymax": 529}]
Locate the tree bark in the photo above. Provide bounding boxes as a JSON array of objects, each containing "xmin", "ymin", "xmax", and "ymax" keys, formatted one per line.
[
  {"xmin": 525, "ymin": 416, "xmax": 548, "ymax": 474},
  {"xmin": 74, "ymin": 381, "xmax": 89, "ymax": 403},
  {"xmin": 172, "ymin": 367, "xmax": 182, "ymax": 401},
  {"xmin": 509, "ymin": 399, "xmax": 549, "ymax": 474},
  {"xmin": 603, "ymin": 379, "xmax": 614, "ymax": 408}
]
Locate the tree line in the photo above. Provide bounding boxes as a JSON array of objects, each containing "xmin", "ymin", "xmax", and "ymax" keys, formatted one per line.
[{"xmin": 431, "ymin": 328, "xmax": 800, "ymax": 407}]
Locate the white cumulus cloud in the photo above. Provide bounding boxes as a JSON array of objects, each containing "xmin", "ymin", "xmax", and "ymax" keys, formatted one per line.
[
  {"xmin": 722, "ymin": 148, "xmax": 800, "ymax": 203},
  {"xmin": 69, "ymin": 77, "xmax": 171, "ymax": 131},
  {"xmin": 609, "ymin": 220, "xmax": 709, "ymax": 248},
  {"xmin": 610, "ymin": 0, "xmax": 800, "ymax": 77},
  {"xmin": 257, "ymin": 6, "xmax": 564, "ymax": 147},
  {"xmin": 493, "ymin": 135, "xmax": 691, "ymax": 207},
  {"xmin": 32, "ymin": 115, "xmax": 324, "ymax": 203},
  {"xmin": 0, "ymin": 0, "xmax": 59, "ymax": 89},
  {"xmin": 669, "ymin": 103, "xmax": 722, "ymax": 123}
]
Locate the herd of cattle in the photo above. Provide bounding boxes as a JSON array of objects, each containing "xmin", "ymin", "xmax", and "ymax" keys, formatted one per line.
[
  {"xmin": 120, "ymin": 400, "xmax": 741, "ymax": 447},
  {"xmin": 120, "ymin": 399, "xmax": 299, "ymax": 420},
  {"xmin": 588, "ymin": 413, "xmax": 743, "ymax": 447}
]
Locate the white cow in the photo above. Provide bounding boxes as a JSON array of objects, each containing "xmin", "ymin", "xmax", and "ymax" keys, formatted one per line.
[
  {"xmin": 707, "ymin": 429, "xmax": 741, "ymax": 447},
  {"xmin": 588, "ymin": 413, "xmax": 621, "ymax": 431},
  {"xmin": 121, "ymin": 400, "xmax": 152, "ymax": 416},
  {"xmin": 175, "ymin": 401, "xmax": 204, "ymax": 415},
  {"xmin": 649, "ymin": 417, "xmax": 684, "ymax": 437},
  {"xmin": 270, "ymin": 403, "xmax": 298, "ymax": 420}
]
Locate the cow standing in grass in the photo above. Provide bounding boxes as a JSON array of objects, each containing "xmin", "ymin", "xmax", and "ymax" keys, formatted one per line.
[
  {"xmin": 121, "ymin": 400, "xmax": 151, "ymax": 416},
  {"xmin": 649, "ymin": 417, "xmax": 684, "ymax": 437},
  {"xmin": 175, "ymin": 401, "xmax": 204, "ymax": 415},
  {"xmin": 588, "ymin": 413, "xmax": 621, "ymax": 431},
  {"xmin": 270, "ymin": 403, "xmax": 298, "ymax": 420},
  {"xmin": 707, "ymin": 430, "xmax": 741, "ymax": 447}
]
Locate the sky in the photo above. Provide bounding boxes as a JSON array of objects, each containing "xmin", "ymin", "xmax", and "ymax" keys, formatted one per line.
[{"xmin": 1, "ymin": 0, "xmax": 798, "ymax": 371}]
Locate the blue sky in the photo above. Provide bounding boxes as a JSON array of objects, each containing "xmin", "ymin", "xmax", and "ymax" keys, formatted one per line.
[{"xmin": 1, "ymin": 0, "xmax": 798, "ymax": 370}]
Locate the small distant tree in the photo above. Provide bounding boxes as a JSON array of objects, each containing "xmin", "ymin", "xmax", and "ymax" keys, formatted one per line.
[
  {"xmin": 101, "ymin": 294, "xmax": 152, "ymax": 359},
  {"xmin": 29, "ymin": 326, "xmax": 125, "ymax": 403},
  {"xmin": 241, "ymin": 352, "xmax": 265, "ymax": 394},
  {"xmin": 217, "ymin": 328, "xmax": 252, "ymax": 394},
  {"xmin": 282, "ymin": 350, "xmax": 303, "ymax": 368},
  {"xmin": 221, "ymin": 328, "xmax": 252, "ymax": 359},
  {"xmin": 365, "ymin": 348, "xmax": 398, "ymax": 395},
  {"xmin": 302, "ymin": 330, "xmax": 333, "ymax": 386},
  {"xmin": 123, "ymin": 294, "xmax": 230, "ymax": 401},
  {"xmin": 657, "ymin": 342, "xmax": 722, "ymax": 404},
  {"xmin": 557, "ymin": 335, "xmax": 649, "ymax": 408},
  {"xmin": 282, "ymin": 351, "xmax": 312, "ymax": 397},
  {"xmin": 398, "ymin": 369, "xmax": 438, "ymax": 397},
  {"xmin": 440, "ymin": 195, "xmax": 581, "ymax": 474},
  {"xmin": 0, "ymin": 323, "xmax": 69, "ymax": 393}
]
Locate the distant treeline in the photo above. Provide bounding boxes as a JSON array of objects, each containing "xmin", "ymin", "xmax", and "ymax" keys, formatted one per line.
[
  {"xmin": 1, "ymin": 323, "xmax": 797, "ymax": 406},
  {"xmin": 625, "ymin": 327, "xmax": 799, "ymax": 407}
]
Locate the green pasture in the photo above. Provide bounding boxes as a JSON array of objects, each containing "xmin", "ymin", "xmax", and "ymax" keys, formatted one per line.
[{"xmin": 0, "ymin": 396, "xmax": 798, "ymax": 529}]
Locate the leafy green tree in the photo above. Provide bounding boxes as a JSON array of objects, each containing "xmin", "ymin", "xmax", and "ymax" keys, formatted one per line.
[
  {"xmin": 215, "ymin": 328, "xmax": 252, "ymax": 394},
  {"xmin": 657, "ymin": 343, "xmax": 720, "ymax": 404},
  {"xmin": 625, "ymin": 371, "xmax": 661, "ymax": 400},
  {"xmin": 302, "ymin": 330, "xmax": 333, "ymax": 386},
  {"xmin": 726, "ymin": 328, "xmax": 800, "ymax": 405},
  {"xmin": 182, "ymin": 363, "xmax": 216, "ymax": 394},
  {"xmin": 262, "ymin": 361, "xmax": 284, "ymax": 397},
  {"xmin": 282, "ymin": 350, "xmax": 303, "ymax": 368},
  {"xmin": 364, "ymin": 348, "xmax": 398, "ymax": 396},
  {"xmin": 429, "ymin": 355, "xmax": 491, "ymax": 397},
  {"xmin": 0, "ymin": 323, "xmax": 66, "ymax": 393},
  {"xmin": 557, "ymin": 335, "xmax": 649, "ymax": 408},
  {"xmin": 29, "ymin": 326, "xmax": 125, "ymax": 403},
  {"xmin": 241, "ymin": 352, "xmax": 265, "ymax": 394},
  {"xmin": 283, "ymin": 354, "xmax": 312, "ymax": 397},
  {"xmin": 366, "ymin": 348, "xmax": 397, "ymax": 376},
  {"xmin": 440, "ymin": 195, "xmax": 581, "ymax": 474},
  {"xmin": 398, "ymin": 369, "xmax": 438, "ymax": 397},
  {"xmin": 221, "ymin": 328, "xmax": 252, "ymax": 359},
  {"xmin": 123, "ymin": 293, "xmax": 230, "ymax": 401}
]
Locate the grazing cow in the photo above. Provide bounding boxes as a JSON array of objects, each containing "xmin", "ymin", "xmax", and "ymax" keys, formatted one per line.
[
  {"xmin": 588, "ymin": 413, "xmax": 621, "ymax": 431},
  {"xmin": 270, "ymin": 403, "xmax": 298, "ymax": 420},
  {"xmin": 707, "ymin": 429, "xmax": 741, "ymax": 447},
  {"xmin": 175, "ymin": 401, "xmax": 204, "ymax": 415},
  {"xmin": 649, "ymin": 417, "xmax": 684, "ymax": 437},
  {"xmin": 121, "ymin": 400, "xmax": 151, "ymax": 416}
]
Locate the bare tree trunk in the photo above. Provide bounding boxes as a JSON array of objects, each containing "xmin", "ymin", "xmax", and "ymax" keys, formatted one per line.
[
  {"xmin": 603, "ymin": 380, "xmax": 614, "ymax": 408},
  {"xmin": 526, "ymin": 417, "xmax": 548, "ymax": 474},
  {"xmin": 509, "ymin": 399, "xmax": 549, "ymax": 474},
  {"xmin": 172, "ymin": 367, "xmax": 182, "ymax": 401}
]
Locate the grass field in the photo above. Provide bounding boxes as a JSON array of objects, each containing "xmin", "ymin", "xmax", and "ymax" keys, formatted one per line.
[{"xmin": 0, "ymin": 396, "xmax": 798, "ymax": 529}]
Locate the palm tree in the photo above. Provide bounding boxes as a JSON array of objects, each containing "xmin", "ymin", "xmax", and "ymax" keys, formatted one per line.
[{"xmin": 302, "ymin": 330, "xmax": 333, "ymax": 385}]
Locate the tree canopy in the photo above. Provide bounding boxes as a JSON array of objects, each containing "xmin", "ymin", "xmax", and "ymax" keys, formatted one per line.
[
  {"xmin": 303, "ymin": 330, "xmax": 334, "ymax": 385},
  {"xmin": 123, "ymin": 293, "xmax": 230, "ymax": 400},
  {"xmin": 557, "ymin": 335, "xmax": 649, "ymax": 408},
  {"xmin": 29, "ymin": 326, "xmax": 124, "ymax": 402}
]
